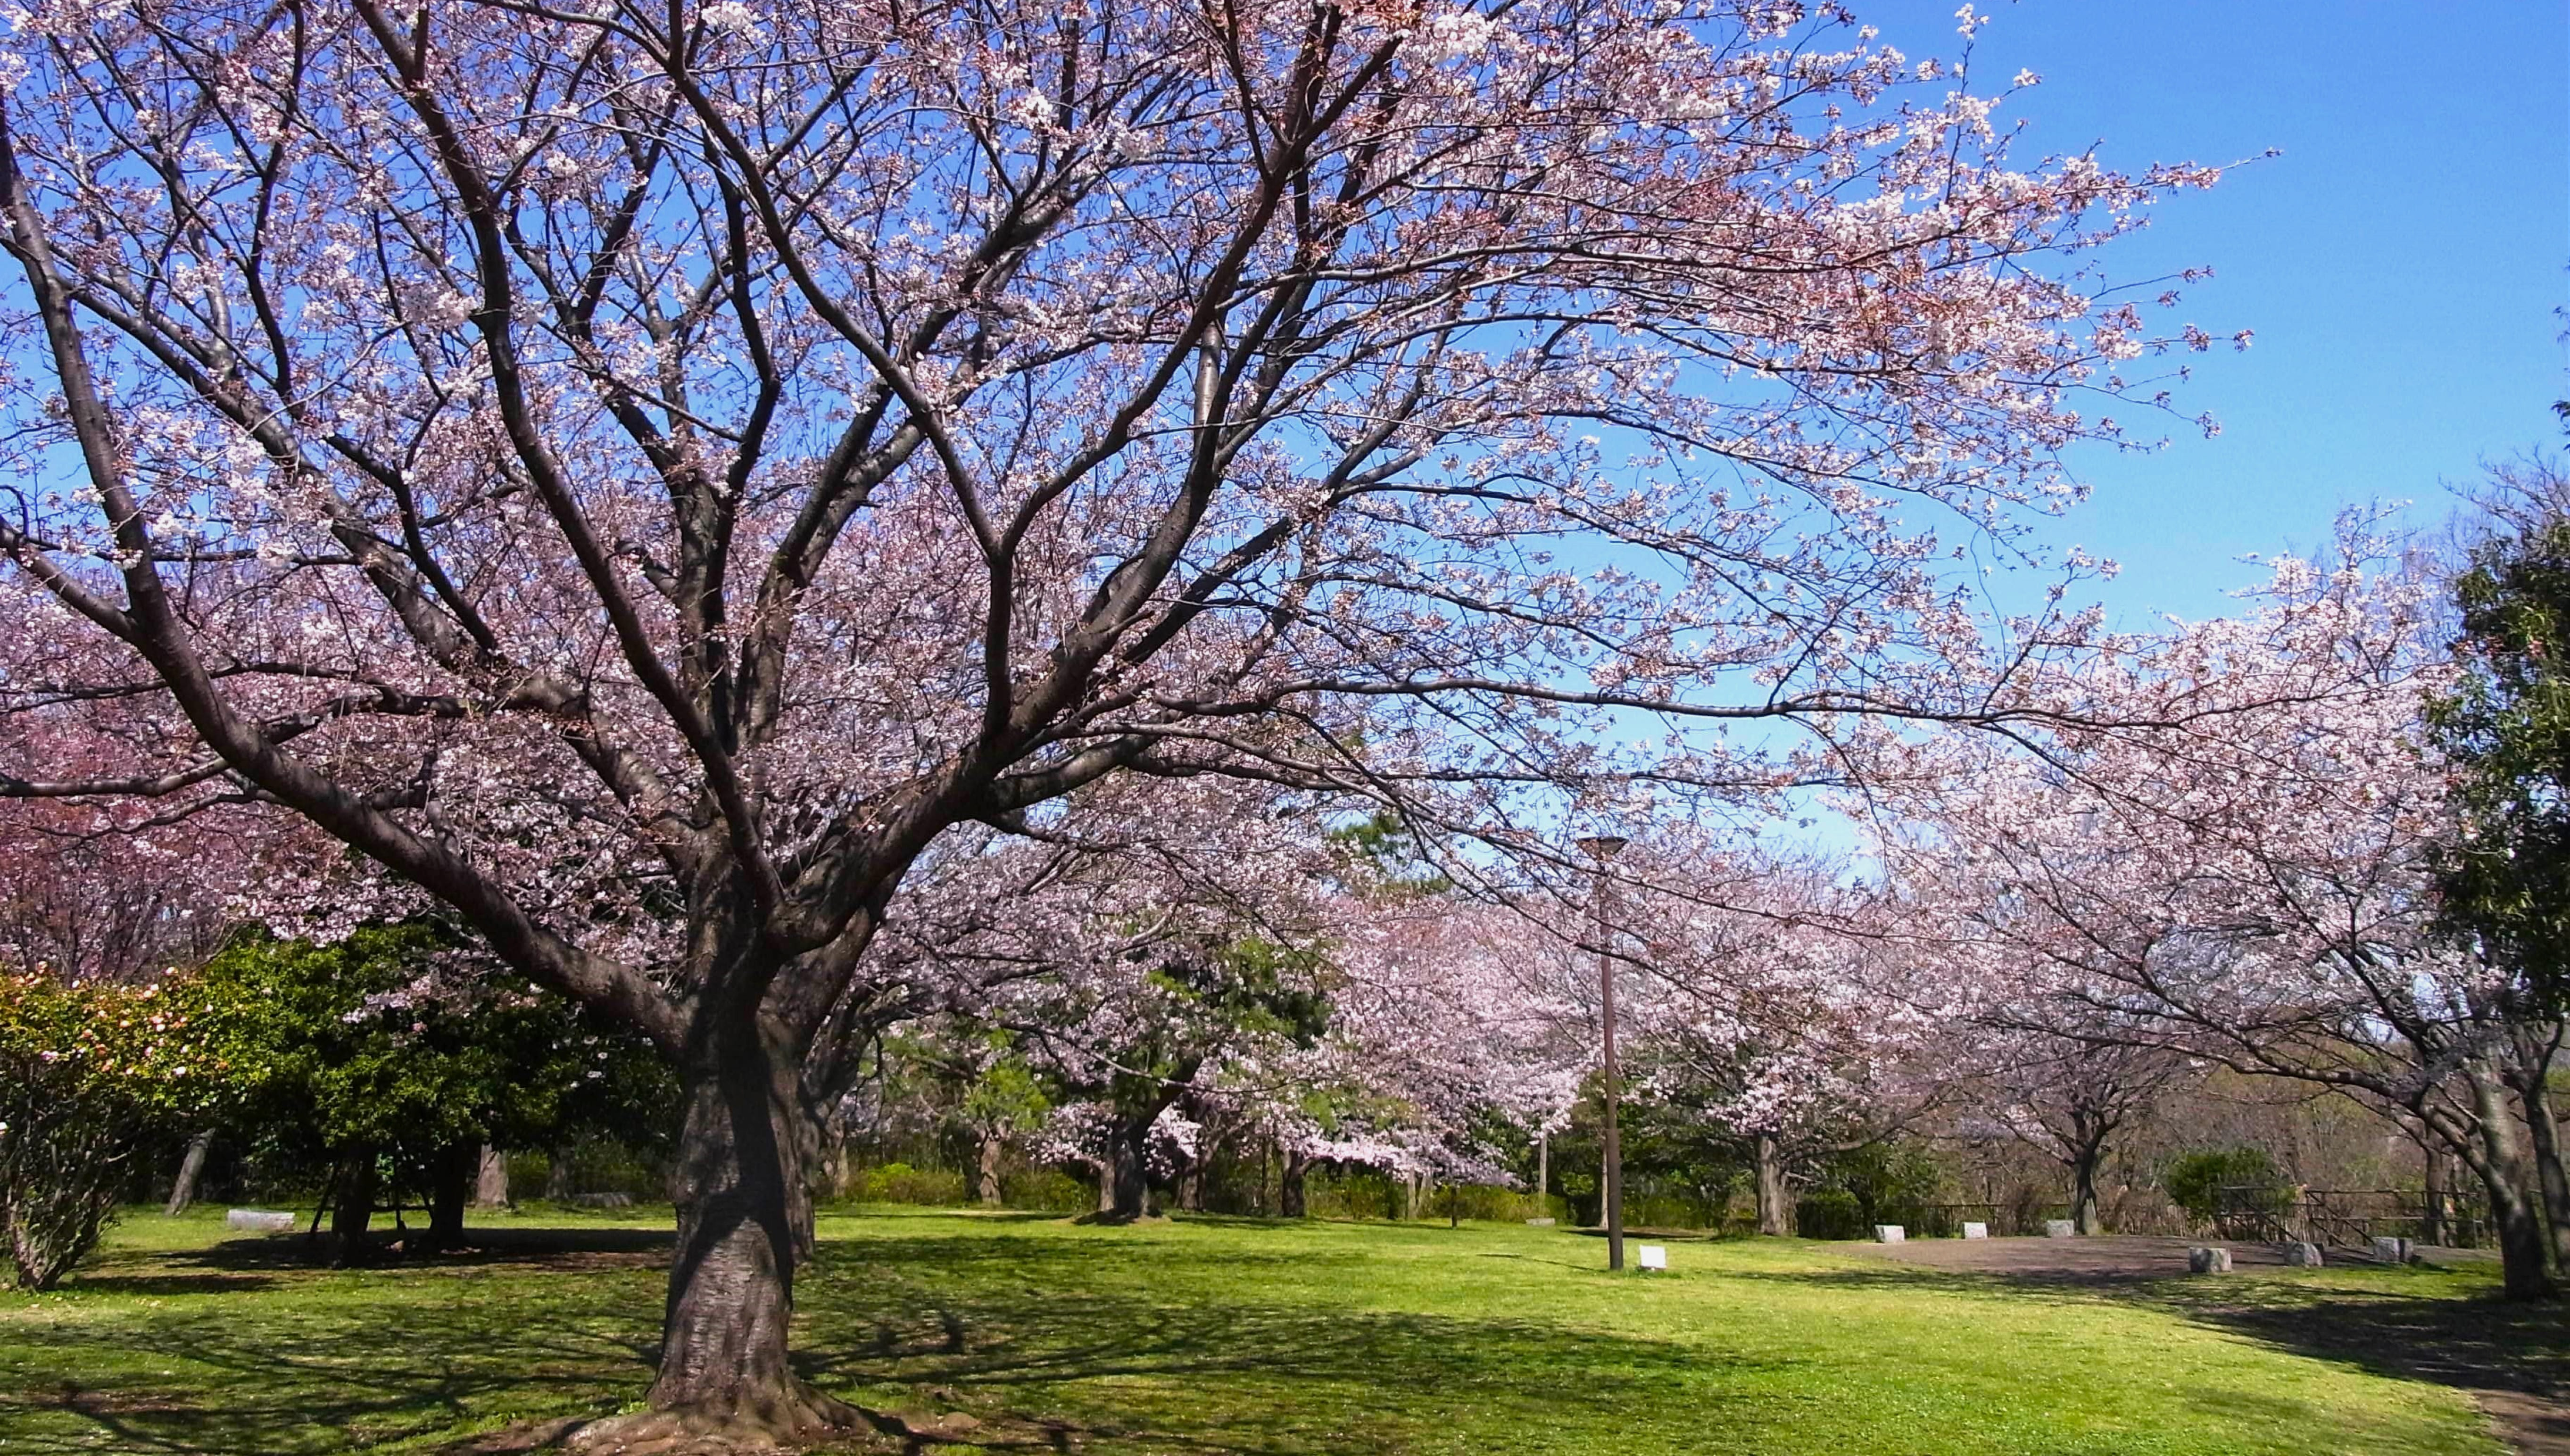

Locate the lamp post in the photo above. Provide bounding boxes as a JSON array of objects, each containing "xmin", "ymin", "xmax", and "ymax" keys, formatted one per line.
[{"xmin": 1577, "ymin": 833, "xmax": 1629, "ymax": 1272}]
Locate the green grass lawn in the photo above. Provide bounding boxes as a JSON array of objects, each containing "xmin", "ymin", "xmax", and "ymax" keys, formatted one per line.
[{"xmin": 0, "ymin": 1205, "xmax": 2541, "ymax": 1454}]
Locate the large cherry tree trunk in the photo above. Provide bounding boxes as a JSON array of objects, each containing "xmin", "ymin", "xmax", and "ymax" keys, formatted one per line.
[
  {"xmin": 2070, "ymin": 1143, "xmax": 2106, "ymax": 1236},
  {"xmin": 978, "ymin": 1134, "xmax": 1005, "ymax": 1208},
  {"xmin": 1103, "ymin": 1119, "xmax": 1152, "ymax": 1221},
  {"xmin": 1753, "ymin": 1134, "xmax": 1791, "ymax": 1236},
  {"xmin": 2507, "ymin": 1057, "xmax": 2570, "ymax": 1273},
  {"xmin": 2467, "ymin": 1065, "xmax": 2559, "ymax": 1301},
  {"xmin": 647, "ymin": 1009, "xmax": 840, "ymax": 1431}
]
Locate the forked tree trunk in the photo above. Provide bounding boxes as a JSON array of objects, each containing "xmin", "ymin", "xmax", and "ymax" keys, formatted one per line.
[
  {"xmin": 2469, "ymin": 1065, "xmax": 2559, "ymax": 1301},
  {"xmin": 1753, "ymin": 1134, "xmax": 1790, "ymax": 1237},
  {"xmin": 647, "ymin": 1016, "xmax": 836, "ymax": 1429},
  {"xmin": 2489, "ymin": 1167, "xmax": 2555, "ymax": 1301},
  {"xmin": 164, "ymin": 1130, "xmax": 212, "ymax": 1216},
  {"xmin": 977, "ymin": 1133, "xmax": 1005, "ymax": 1208},
  {"xmin": 2512, "ymin": 1074, "xmax": 2570, "ymax": 1273},
  {"xmin": 2071, "ymin": 1144, "xmax": 2106, "ymax": 1236},
  {"xmin": 1279, "ymin": 1150, "xmax": 1308, "ymax": 1218}
]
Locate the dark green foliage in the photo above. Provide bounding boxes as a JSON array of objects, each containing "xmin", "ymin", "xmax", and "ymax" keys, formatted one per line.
[
  {"xmin": 196, "ymin": 926, "xmax": 675, "ymax": 1210},
  {"xmin": 2165, "ymin": 1147, "xmax": 2296, "ymax": 1235},
  {"xmin": 0, "ymin": 976, "xmax": 142, "ymax": 1287},
  {"xmin": 2432, "ymin": 509, "xmax": 2570, "ymax": 1011},
  {"xmin": 1807, "ymin": 1141, "xmax": 1954, "ymax": 1237},
  {"xmin": 1794, "ymin": 1188, "xmax": 1864, "ymax": 1240}
]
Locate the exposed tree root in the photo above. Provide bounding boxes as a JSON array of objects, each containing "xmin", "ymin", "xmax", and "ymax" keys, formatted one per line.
[{"xmin": 444, "ymin": 1383, "xmax": 1033, "ymax": 1455}]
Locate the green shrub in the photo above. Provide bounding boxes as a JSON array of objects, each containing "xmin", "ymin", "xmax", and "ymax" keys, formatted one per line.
[
  {"xmin": 2164, "ymin": 1147, "xmax": 2295, "ymax": 1235},
  {"xmin": 1795, "ymin": 1188, "xmax": 1863, "ymax": 1240},
  {"xmin": 1000, "ymin": 1168, "xmax": 1091, "ymax": 1212},
  {"xmin": 848, "ymin": 1162, "xmax": 967, "ymax": 1205},
  {"xmin": 0, "ymin": 974, "xmax": 212, "ymax": 1288}
]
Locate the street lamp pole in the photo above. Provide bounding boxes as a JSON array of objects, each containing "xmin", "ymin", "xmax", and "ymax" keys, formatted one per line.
[{"xmin": 1577, "ymin": 834, "xmax": 1629, "ymax": 1272}]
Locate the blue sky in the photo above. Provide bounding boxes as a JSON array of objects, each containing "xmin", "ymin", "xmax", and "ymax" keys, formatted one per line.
[{"xmin": 1866, "ymin": 0, "xmax": 2566, "ymax": 626}]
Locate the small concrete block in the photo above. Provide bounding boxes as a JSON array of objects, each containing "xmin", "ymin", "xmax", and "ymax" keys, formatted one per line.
[
  {"xmin": 2045, "ymin": 1220, "xmax": 2076, "ymax": 1239},
  {"xmin": 2188, "ymin": 1245, "xmax": 2233, "ymax": 1274},
  {"xmin": 1961, "ymin": 1222, "xmax": 1989, "ymax": 1240},
  {"xmin": 1637, "ymin": 1244, "xmax": 1668, "ymax": 1271},
  {"xmin": 1524, "ymin": 1217, "xmax": 1556, "ymax": 1227},
  {"xmin": 2284, "ymin": 1241, "xmax": 2324, "ymax": 1267},
  {"xmin": 2371, "ymin": 1236, "xmax": 2411, "ymax": 1264},
  {"xmin": 1873, "ymin": 1224, "xmax": 1906, "ymax": 1244},
  {"xmin": 224, "ymin": 1208, "xmax": 296, "ymax": 1233}
]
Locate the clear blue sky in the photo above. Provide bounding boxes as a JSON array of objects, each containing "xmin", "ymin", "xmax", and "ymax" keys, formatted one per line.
[{"xmin": 1868, "ymin": 0, "xmax": 2567, "ymax": 625}]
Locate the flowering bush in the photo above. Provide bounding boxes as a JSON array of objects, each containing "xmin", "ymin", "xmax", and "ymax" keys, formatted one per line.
[{"xmin": 0, "ymin": 973, "xmax": 207, "ymax": 1289}]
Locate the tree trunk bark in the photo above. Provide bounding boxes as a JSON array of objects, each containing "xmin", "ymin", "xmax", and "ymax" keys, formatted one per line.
[
  {"xmin": 1279, "ymin": 1150, "xmax": 1308, "ymax": 1218},
  {"xmin": 164, "ymin": 1130, "xmax": 212, "ymax": 1216},
  {"xmin": 646, "ymin": 1016, "xmax": 841, "ymax": 1432},
  {"xmin": 544, "ymin": 1146, "xmax": 575, "ymax": 1202},
  {"xmin": 1753, "ymin": 1134, "xmax": 1790, "ymax": 1237},
  {"xmin": 2072, "ymin": 1144, "xmax": 2106, "ymax": 1236},
  {"xmin": 474, "ymin": 1144, "xmax": 510, "ymax": 1208},
  {"xmin": 1104, "ymin": 1119, "xmax": 1150, "ymax": 1221},
  {"xmin": 2512, "ymin": 1071, "xmax": 2570, "ymax": 1272},
  {"xmin": 2421, "ymin": 1143, "xmax": 2448, "ymax": 1246},
  {"xmin": 2468, "ymin": 1063, "xmax": 2559, "ymax": 1300},
  {"xmin": 331, "ymin": 1151, "xmax": 377, "ymax": 1263},
  {"xmin": 977, "ymin": 1133, "xmax": 1004, "ymax": 1208},
  {"xmin": 427, "ymin": 1142, "xmax": 473, "ymax": 1249}
]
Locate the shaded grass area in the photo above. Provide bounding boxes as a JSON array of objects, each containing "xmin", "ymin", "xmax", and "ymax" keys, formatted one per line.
[{"xmin": 0, "ymin": 1206, "xmax": 2541, "ymax": 1454}]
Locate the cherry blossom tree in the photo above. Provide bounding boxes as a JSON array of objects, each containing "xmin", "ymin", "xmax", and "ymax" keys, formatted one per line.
[
  {"xmin": 1604, "ymin": 848, "xmax": 1940, "ymax": 1234},
  {"xmin": 0, "ymin": 0, "xmax": 2227, "ymax": 1430},
  {"xmin": 1881, "ymin": 539, "xmax": 2563, "ymax": 1298}
]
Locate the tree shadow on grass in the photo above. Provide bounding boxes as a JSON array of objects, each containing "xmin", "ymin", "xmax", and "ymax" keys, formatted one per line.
[
  {"xmin": 130, "ymin": 1225, "xmax": 677, "ymax": 1274},
  {"xmin": 785, "ymin": 1231, "xmax": 1796, "ymax": 1456},
  {"xmin": 8, "ymin": 1221, "xmax": 1785, "ymax": 1456},
  {"xmin": 4, "ymin": 1247, "xmax": 669, "ymax": 1454}
]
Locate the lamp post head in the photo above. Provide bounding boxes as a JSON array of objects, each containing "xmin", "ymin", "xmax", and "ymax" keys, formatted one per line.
[{"xmin": 1575, "ymin": 834, "xmax": 1630, "ymax": 862}]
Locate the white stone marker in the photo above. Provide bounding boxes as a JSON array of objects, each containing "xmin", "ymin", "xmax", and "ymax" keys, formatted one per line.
[
  {"xmin": 2187, "ymin": 1246, "xmax": 2233, "ymax": 1274},
  {"xmin": 1637, "ymin": 1244, "xmax": 1668, "ymax": 1272},
  {"xmin": 225, "ymin": 1208, "xmax": 295, "ymax": 1233},
  {"xmin": 2285, "ymin": 1241, "xmax": 2324, "ymax": 1267},
  {"xmin": 1961, "ymin": 1222, "xmax": 1989, "ymax": 1240},
  {"xmin": 1525, "ymin": 1217, "xmax": 1557, "ymax": 1227},
  {"xmin": 2371, "ymin": 1236, "xmax": 2412, "ymax": 1264},
  {"xmin": 1873, "ymin": 1224, "xmax": 1906, "ymax": 1244},
  {"xmin": 2044, "ymin": 1219, "xmax": 2076, "ymax": 1239}
]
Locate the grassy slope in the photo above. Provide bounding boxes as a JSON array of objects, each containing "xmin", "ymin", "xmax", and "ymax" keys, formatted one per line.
[{"xmin": 0, "ymin": 1206, "xmax": 2520, "ymax": 1455}]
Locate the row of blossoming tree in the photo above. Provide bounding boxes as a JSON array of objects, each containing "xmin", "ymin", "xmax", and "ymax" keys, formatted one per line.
[{"xmin": 0, "ymin": 0, "xmax": 2473, "ymax": 1437}]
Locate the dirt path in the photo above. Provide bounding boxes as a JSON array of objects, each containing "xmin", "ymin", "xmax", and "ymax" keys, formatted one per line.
[{"xmin": 1850, "ymin": 1236, "xmax": 2558, "ymax": 1456}]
